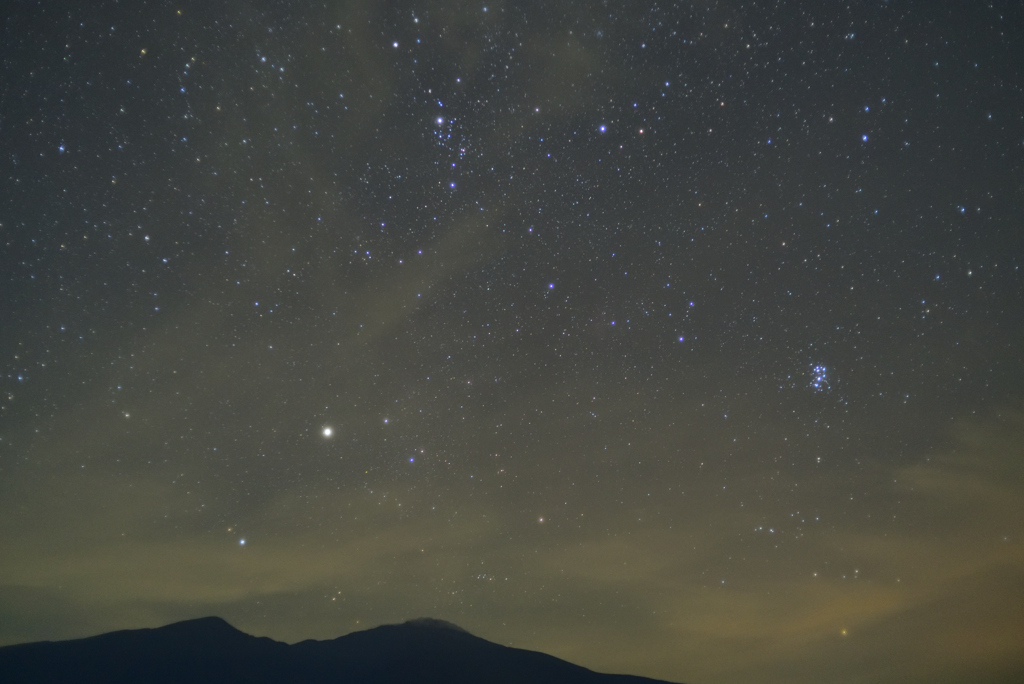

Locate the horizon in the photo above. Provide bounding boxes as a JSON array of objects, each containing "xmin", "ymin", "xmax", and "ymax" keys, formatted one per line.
[
  {"xmin": 3, "ymin": 615, "xmax": 482, "ymax": 644},
  {"xmin": 1, "ymin": 2, "xmax": 1022, "ymax": 683},
  {"xmin": 0, "ymin": 614, "xmax": 689, "ymax": 683},
  {"xmin": 3, "ymin": 615, "xmax": 514, "ymax": 645}
]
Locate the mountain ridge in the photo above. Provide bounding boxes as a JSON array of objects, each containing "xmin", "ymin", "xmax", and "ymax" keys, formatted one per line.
[{"xmin": 0, "ymin": 616, "xmax": 682, "ymax": 684}]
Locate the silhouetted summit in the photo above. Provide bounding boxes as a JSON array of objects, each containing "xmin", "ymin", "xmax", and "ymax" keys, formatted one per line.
[
  {"xmin": 399, "ymin": 617, "xmax": 470, "ymax": 633},
  {"xmin": 0, "ymin": 617, "xmax": 681, "ymax": 684}
]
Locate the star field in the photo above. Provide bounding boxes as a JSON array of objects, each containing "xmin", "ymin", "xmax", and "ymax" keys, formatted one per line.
[{"xmin": 1, "ymin": 3, "xmax": 1023, "ymax": 683}]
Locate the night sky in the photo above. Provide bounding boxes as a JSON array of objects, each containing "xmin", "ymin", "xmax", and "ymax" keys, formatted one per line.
[{"xmin": 2, "ymin": 2, "xmax": 1023, "ymax": 683}]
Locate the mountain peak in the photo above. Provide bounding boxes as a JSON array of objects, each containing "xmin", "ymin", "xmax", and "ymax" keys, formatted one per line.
[
  {"xmin": 169, "ymin": 616, "xmax": 235, "ymax": 629},
  {"xmin": 156, "ymin": 616, "xmax": 245, "ymax": 637},
  {"xmin": 398, "ymin": 617, "xmax": 470, "ymax": 634}
]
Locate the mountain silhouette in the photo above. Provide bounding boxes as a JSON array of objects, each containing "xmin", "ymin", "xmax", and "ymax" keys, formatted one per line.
[{"xmin": 0, "ymin": 616, "xmax": 682, "ymax": 683}]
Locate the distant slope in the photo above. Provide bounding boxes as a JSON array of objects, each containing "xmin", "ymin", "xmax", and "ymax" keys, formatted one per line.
[{"xmin": 0, "ymin": 616, "xmax": 682, "ymax": 684}]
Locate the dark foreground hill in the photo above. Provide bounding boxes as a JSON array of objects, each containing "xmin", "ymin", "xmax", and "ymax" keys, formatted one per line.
[{"xmin": 0, "ymin": 616, "xmax": 681, "ymax": 684}]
